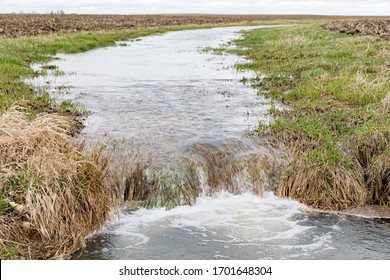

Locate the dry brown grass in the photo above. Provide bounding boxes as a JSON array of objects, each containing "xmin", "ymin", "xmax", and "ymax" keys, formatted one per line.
[
  {"xmin": 380, "ymin": 93, "xmax": 390, "ymax": 112},
  {"xmin": 275, "ymin": 113, "xmax": 389, "ymax": 211},
  {"xmin": 352, "ymin": 129, "xmax": 390, "ymax": 206},
  {"xmin": 273, "ymin": 129, "xmax": 367, "ymax": 211},
  {"xmin": 278, "ymin": 158, "xmax": 367, "ymax": 211},
  {"xmin": 0, "ymin": 107, "xmax": 119, "ymax": 259},
  {"xmin": 368, "ymin": 153, "xmax": 390, "ymax": 205}
]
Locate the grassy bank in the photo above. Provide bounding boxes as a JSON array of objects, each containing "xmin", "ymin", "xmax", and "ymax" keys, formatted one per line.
[{"xmin": 229, "ymin": 24, "xmax": 389, "ymax": 211}]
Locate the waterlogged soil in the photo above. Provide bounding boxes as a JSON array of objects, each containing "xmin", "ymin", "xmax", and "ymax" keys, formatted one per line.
[{"xmin": 30, "ymin": 26, "xmax": 390, "ymax": 260}]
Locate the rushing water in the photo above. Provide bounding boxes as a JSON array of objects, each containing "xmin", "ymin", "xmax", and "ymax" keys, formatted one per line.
[
  {"xmin": 30, "ymin": 26, "xmax": 390, "ymax": 260},
  {"xmin": 75, "ymin": 192, "xmax": 390, "ymax": 260}
]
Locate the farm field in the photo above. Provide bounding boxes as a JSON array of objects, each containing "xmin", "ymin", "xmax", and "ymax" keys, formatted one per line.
[
  {"xmin": 0, "ymin": 14, "xmax": 389, "ymax": 259},
  {"xmin": 0, "ymin": 14, "xmax": 384, "ymax": 37}
]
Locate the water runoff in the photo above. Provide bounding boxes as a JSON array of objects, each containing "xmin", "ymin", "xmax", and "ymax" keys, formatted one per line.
[{"xmin": 30, "ymin": 26, "xmax": 390, "ymax": 260}]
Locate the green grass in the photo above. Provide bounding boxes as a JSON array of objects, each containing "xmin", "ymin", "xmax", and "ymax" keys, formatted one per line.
[
  {"xmin": 0, "ymin": 199, "xmax": 11, "ymax": 216},
  {"xmin": 225, "ymin": 23, "xmax": 389, "ymax": 210},
  {"xmin": 0, "ymin": 244, "xmax": 18, "ymax": 260}
]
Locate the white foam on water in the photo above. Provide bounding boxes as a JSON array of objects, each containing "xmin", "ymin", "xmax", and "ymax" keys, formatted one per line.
[
  {"xmin": 94, "ymin": 192, "xmax": 336, "ymax": 258},
  {"xmin": 275, "ymin": 232, "xmax": 335, "ymax": 259}
]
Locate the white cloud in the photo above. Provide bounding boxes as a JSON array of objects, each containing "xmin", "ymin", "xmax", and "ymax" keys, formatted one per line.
[{"xmin": 0, "ymin": 0, "xmax": 389, "ymax": 15}]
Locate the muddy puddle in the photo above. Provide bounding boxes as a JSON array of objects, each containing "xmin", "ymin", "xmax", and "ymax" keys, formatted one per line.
[{"xmin": 30, "ymin": 26, "xmax": 390, "ymax": 259}]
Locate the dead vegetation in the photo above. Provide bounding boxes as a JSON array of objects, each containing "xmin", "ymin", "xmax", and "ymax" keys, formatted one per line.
[
  {"xmin": 274, "ymin": 130, "xmax": 389, "ymax": 211},
  {"xmin": 0, "ymin": 107, "xmax": 120, "ymax": 259},
  {"xmin": 0, "ymin": 14, "xmax": 378, "ymax": 38},
  {"xmin": 324, "ymin": 19, "xmax": 390, "ymax": 39},
  {"xmin": 274, "ymin": 108, "xmax": 390, "ymax": 211},
  {"xmin": 279, "ymin": 159, "xmax": 367, "ymax": 211},
  {"xmin": 353, "ymin": 128, "xmax": 390, "ymax": 206},
  {"xmin": 380, "ymin": 93, "xmax": 390, "ymax": 112}
]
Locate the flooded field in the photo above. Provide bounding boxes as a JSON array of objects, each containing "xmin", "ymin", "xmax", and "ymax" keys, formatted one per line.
[{"xmin": 30, "ymin": 25, "xmax": 390, "ymax": 260}]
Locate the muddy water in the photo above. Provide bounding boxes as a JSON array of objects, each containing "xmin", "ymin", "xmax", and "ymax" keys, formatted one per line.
[{"xmin": 30, "ymin": 26, "xmax": 390, "ymax": 259}]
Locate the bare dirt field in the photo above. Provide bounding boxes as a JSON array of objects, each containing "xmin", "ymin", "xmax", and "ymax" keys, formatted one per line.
[
  {"xmin": 324, "ymin": 19, "xmax": 390, "ymax": 39},
  {"xmin": 0, "ymin": 14, "xmax": 384, "ymax": 38}
]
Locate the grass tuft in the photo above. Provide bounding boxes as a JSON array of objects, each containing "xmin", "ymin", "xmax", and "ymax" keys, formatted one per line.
[
  {"xmin": 279, "ymin": 158, "xmax": 367, "ymax": 210},
  {"xmin": 0, "ymin": 107, "xmax": 119, "ymax": 259}
]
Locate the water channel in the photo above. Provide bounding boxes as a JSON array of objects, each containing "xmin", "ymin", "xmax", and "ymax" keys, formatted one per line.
[{"xmin": 30, "ymin": 25, "xmax": 390, "ymax": 260}]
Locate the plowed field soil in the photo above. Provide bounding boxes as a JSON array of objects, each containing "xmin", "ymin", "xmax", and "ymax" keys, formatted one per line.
[
  {"xmin": 324, "ymin": 19, "xmax": 390, "ymax": 39},
  {"xmin": 0, "ymin": 14, "xmax": 381, "ymax": 38}
]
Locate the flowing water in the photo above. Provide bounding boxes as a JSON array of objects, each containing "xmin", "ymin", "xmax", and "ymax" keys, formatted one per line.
[{"xmin": 30, "ymin": 26, "xmax": 390, "ymax": 260}]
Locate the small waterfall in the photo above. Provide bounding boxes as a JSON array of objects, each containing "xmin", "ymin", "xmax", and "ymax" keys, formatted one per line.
[{"xmin": 111, "ymin": 137, "xmax": 287, "ymax": 209}]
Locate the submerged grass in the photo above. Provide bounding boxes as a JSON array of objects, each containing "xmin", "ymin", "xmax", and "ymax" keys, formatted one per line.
[
  {"xmin": 119, "ymin": 142, "xmax": 285, "ymax": 211},
  {"xmin": 227, "ymin": 24, "xmax": 389, "ymax": 210}
]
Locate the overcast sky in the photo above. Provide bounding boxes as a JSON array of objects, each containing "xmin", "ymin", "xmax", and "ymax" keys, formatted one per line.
[{"xmin": 1, "ymin": 0, "xmax": 389, "ymax": 16}]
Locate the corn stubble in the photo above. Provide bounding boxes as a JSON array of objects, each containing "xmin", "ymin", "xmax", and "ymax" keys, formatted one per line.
[
  {"xmin": 324, "ymin": 19, "xmax": 390, "ymax": 39},
  {"xmin": 0, "ymin": 107, "xmax": 119, "ymax": 259}
]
